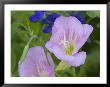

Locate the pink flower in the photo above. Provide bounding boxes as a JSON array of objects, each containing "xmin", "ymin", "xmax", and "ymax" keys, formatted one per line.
[
  {"xmin": 45, "ymin": 16, "xmax": 93, "ymax": 67},
  {"xmin": 18, "ymin": 46, "xmax": 55, "ymax": 77}
]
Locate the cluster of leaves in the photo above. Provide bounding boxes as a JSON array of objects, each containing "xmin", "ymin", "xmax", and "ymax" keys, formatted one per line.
[{"xmin": 11, "ymin": 11, "xmax": 100, "ymax": 77}]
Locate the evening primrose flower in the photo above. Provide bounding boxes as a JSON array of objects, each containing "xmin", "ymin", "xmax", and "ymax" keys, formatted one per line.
[
  {"xmin": 18, "ymin": 46, "xmax": 55, "ymax": 77},
  {"xmin": 45, "ymin": 16, "xmax": 93, "ymax": 67}
]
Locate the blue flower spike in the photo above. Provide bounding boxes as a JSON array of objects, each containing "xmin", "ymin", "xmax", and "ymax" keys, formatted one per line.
[
  {"xmin": 42, "ymin": 13, "xmax": 61, "ymax": 24},
  {"xmin": 43, "ymin": 26, "xmax": 52, "ymax": 33},
  {"xmin": 29, "ymin": 11, "xmax": 45, "ymax": 22},
  {"xmin": 34, "ymin": 11, "xmax": 45, "ymax": 19},
  {"xmin": 47, "ymin": 13, "xmax": 61, "ymax": 22},
  {"xmin": 42, "ymin": 13, "xmax": 60, "ymax": 34},
  {"xmin": 29, "ymin": 15, "xmax": 40, "ymax": 22},
  {"xmin": 42, "ymin": 18, "xmax": 52, "ymax": 25},
  {"xmin": 72, "ymin": 12, "xmax": 85, "ymax": 24}
]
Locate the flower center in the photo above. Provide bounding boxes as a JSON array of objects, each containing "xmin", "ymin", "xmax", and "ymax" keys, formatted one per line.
[
  {"xmin": 64, "ymin": 42, "xmax": 74, "ymax": 56},
  {"xmin": 59, "ymin": 31, "xmax": 75, "ymax": 56}
]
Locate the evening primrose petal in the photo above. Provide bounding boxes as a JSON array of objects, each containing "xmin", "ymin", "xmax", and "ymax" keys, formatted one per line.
[
  {"xmin": 18, "ymin": 46, "xmax": 55, "ymax": 77},
  {"xmin": 53, "ymin": 16, "xmax": 83, "ymax": 36},
  {"xmin": 66, "ymin": 52, "xmax": 86, "ymax": 67},
  {"xmin": 45, "ymin": 44, "xmax": 86, "ymax": 67},
  {"xmin": 74, "ymin": 24, "xmax": 93, "ymax": 53}
]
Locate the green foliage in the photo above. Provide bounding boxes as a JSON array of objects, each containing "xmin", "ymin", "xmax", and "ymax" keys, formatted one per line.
[
  {"xmin": 11, "ymin": 11, "xmax": 100, "ymax": 77},
  {"xmin": 19, "ymin": 42, "xmax": 29, "ymax": 64},
  {"xmin": 55, "ymin": 61, "xmax": 71, "ymax": 71},
  {"xmin": 86, "ymin": 11, "xmax": 100, "ymax": 18}
]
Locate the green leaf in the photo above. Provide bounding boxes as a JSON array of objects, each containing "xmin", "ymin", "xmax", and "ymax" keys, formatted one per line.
[
  {"xmin": 12, "ymin": 68, "xmax": 19, "ymax": 77},
  {"xmin": 55, "ymin": 61, "xmax": 70, "ymax": 71},
  {"xmin": 11, "ymin": 42, "xmax": 23, "ymax": 76},
  {"xmin": 55, "ymin": 67, "xmax": 73, "ymax": 77},
  {"xmin": 11, "ymin": 47, "xmax": 17, "ymax": 74},
  {"xmin": 19, "ymin": 43, "xmax": 29, "ymax": 64},
  {"xmin": 86, "ymin": 11, "xmax": 100, "ymax": 18},
  {"xmin": 19, "ymin": 36, "xmax": 35, "ymax": 64},
  {"xmin": 79, "ymin": 46, "xmax": 100, "ymax": 77},
  {"xmin": 29, "ymin": 22, "xmax": 41, "ymax": 35}
]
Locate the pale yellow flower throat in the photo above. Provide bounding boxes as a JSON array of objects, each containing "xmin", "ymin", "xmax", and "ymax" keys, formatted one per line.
[{"xmin": 59, "ymin": 31, "xmax": 75, "ymax": 56}]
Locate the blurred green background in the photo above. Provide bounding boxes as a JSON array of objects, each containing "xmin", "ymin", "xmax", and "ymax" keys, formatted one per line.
[{"xmin": 11, "ymin": 11, "xmax": 100, "ymax": 77}]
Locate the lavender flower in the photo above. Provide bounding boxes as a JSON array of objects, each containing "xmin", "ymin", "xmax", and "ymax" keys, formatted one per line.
[
  {"xmin": 45, "ymin": 16, "xmax": 93, "ymax": 67},
  {"xmin": 18, "ymin": 46, "xmax": 55, "ymax": 77}
]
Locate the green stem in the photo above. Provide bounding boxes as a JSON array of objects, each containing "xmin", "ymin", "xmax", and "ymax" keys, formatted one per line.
[
  {"xmin": 73, "ymin": 67, "xmax": 76, "ymax": 77},
  {"xmin": 27, "ymin": 35, "xmax": 37, "ymax": 45},
  {"xmin": 19, "ymin": 35, "xmax": 35, "ymax": 64},
  {"xmin": 55, "ymin": 72, "xmax": 61, "ymax": 77},
  {"xmin": 27, "ymin": 37, "xmax": 33, "ymax": 45}
]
